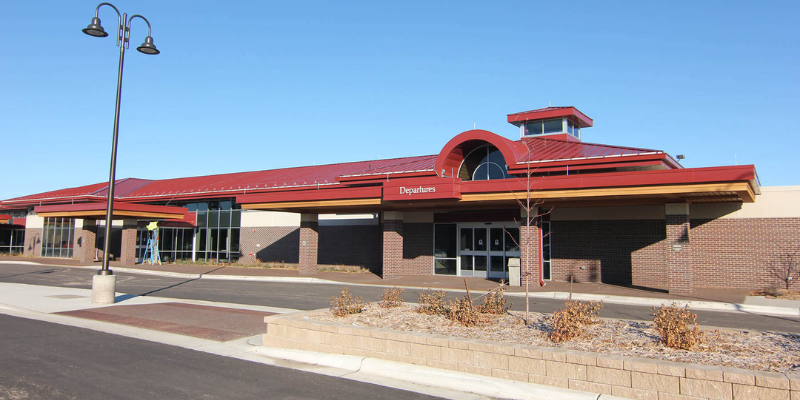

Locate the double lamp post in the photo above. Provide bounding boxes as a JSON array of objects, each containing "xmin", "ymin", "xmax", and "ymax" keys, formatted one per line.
[{"xmin": 82, "ymin": 2, "xmax": 160, "ymax": 304}]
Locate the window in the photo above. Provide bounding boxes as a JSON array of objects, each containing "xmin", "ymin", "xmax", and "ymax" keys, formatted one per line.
[
  {"xmin": 433, "ymin": 223, "xmax": 457, "ymax": 275},
  {"xmin": 41, "ymin": 218, "xmax": 75, "ymax": 258},
  {"xmin": 0, "ymin": 229, "xmax": 24, "ymax": 255},
  {"xmin": 458, "ymin": 145, "xmax": 511, "ymax": 181},
  {"xmin": 523, "ymin": 118, "xmax": 579, "ymax": 138},
  {"xmin": 193, "ymin": 199, "xmax": 241, "ymax": 262}
]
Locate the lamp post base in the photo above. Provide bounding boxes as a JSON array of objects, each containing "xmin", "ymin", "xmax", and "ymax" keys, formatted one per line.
[{"xmin": 92, "ymin": 273, "xmax": 116, "ymax": 305}]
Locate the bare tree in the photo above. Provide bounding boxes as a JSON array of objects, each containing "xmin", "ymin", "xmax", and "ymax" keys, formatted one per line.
[
  {"xmin": 770, "ymin": 247, "xmax": 800, "ymax": 291},
  {"xmin": 505, "ymin": 139, "xmax": 552, "ymax": 325}
]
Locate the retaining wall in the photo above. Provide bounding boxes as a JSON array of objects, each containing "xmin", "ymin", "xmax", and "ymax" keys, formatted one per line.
[{"xmin": 264, "ymin": 311, "xmax": 799, "ymax": 400}]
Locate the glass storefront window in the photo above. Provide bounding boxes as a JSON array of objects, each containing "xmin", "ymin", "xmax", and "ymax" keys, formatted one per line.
[
  {"xmin": 434, "ymin": 224, "xmax": 457, "ymax": 275},
  {"xmin": 41, "ymin": 218, "xmax": 74, "ymax": 258},
  {"xmin": 0, "ymin": 229, "xmax": 24, "ymax": 255}
]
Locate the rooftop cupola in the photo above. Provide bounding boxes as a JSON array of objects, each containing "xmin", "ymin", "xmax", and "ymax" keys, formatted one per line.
[{"xmin": 507, "ymin": 106, "xmax": 593, "ymax": 142}]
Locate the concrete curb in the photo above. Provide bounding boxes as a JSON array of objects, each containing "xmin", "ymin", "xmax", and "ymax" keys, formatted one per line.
[
  {"xmin": 6, "ymin": 261, "xmax": 799, "ymax": 317},
  {"xmin": 255, "ymin": 346, "xmax": 609, "ymax": 400},
  {"xmin": 503, "ymin": 291, "xmax": 800, "ymax": 317}
]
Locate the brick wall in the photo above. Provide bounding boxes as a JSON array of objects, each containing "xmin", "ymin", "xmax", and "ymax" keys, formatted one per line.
[
  {"xmin": 76, "ymin": 223, "xmax": 97, "ymax": 263},
  {"xmin": 381, "ymin": 219, "xmax": 403, "ymax": 279},
  {"xmin": 691, "ymin": 218, "xmax": 800, "ymax": 290},
  {"xmin": 119, "ymin": 221, "xmax": 137, "ymax": 265},
  {"xmin": 298, "ymin": 219, "xmax": 319, "ymax": 276},
  {"xmin": 319, "ymin": 225, "xmax": 381, "ymax": 271},
  {"xmin": 520, "ymin": 225, "xmax": 540, "ymax": 286},
  {"xmin": 401, "ymin": 223, "xmax": 433, "ymax": 275},
  {"xmin": 239, "ymin": 226, "xmax": 299, "ymax": 265},
  {"xmin": 552, "ymin": 220, "xmax": 666, "ymax": 287},
  {"xmin": 666, "ymin": 214, "xmax": 693, "ymax": 294}
]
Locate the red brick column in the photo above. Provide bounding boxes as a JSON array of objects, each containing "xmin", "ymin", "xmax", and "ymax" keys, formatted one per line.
[
  {"xmin": 299, "ymin": 214, "xmax": 318, "ymax": 276},
  {"xmin": 77, "ymin": 220, "xmax": 98, "ymax": 264},
  {"xmin": 381, "ymin": 212, "xmax": 404, "ymax": 280},
  {"xmin": 119, "ymin": 219, "xmax": 138, "ymax": 265},
  {"xmin": 666, "ymin": 204, "xmax": 693, "ymax": 294},
  {"xmin": 520, "ymin": 223, "xmax": 541, "ymax": 286}
]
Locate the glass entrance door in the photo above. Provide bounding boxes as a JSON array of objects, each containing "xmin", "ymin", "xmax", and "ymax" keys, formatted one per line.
[{"xmin": 458, "ymin": 223, "xmax": 520, "ymax": 279}]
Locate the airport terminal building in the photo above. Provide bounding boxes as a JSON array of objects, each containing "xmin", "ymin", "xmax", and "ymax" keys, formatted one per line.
[{"xmin": 2, "ymin": 107, "xmax": 797, "ymax": 294}]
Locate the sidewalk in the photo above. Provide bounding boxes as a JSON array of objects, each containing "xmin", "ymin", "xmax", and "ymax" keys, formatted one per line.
[
  {"xmin": 2, "ymin": 259, "xmax": 799, "ymax": 400},
  {"xmin": 2, "ymin": 255, "xmax": 796, "ymax": 316},
  {"xmin": 0, "ymin": 281, "xmax": 610, "ymax": 400}
]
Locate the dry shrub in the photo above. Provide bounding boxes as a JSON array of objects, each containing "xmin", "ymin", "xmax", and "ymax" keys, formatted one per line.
[
  {"xmin": 417, "ymin": 289, "xmax": 449, "ymax": 315},
  {"xmin": 478, "ymin": 283, "xmax": 511, "ymax": 314},
  {"xmin": 652, "ymin": 303, "xmax": 703, "ymax": 350},
  {"xmin": 330, "ymin": 287, "xmax": 364, "ymax": 317},
  {"xmin": 379, "ymin": 287, "xmax": 404, "ymax": 308},
  {"xmin": 548, "ymin": 300, "xmax": 604, "ymax": 343},
  {"xmin": 448, "ymin": 296, "xmax": 484, "ymax": 327}
]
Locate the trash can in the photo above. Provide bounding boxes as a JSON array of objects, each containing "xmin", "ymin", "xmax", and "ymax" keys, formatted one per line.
[{"xmin": 508, "ymin": 257, "xmax": 520, "ymax": 287}]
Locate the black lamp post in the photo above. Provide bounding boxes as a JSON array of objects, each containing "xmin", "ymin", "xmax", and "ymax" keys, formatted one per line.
[{"xmin": 82, "ymin": 3, "xmax": 159, "ymax": 283}]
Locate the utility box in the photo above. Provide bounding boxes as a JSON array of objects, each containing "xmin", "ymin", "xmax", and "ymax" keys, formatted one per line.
[{"xmin": 508, "ymin": 257, "xmax": 521, "ymax": 287}]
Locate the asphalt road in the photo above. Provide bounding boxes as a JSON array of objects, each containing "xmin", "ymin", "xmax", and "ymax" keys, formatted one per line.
[
  {"xmin": 2, "ymin": 263, "xmax": 800, "ymax": 333},
  {"xmin": 0, "ymin": 314, "xmax": 443, "ymax": 400}
]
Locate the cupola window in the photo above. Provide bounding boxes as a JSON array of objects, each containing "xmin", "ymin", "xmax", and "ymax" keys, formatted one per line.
[{"xmin": 523, "ymin": 118, "xmax": 580, "ymax": 139}]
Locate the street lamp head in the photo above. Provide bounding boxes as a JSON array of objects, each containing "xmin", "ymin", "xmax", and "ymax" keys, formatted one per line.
[
  {"xmin": 82, "ymin": 17, "xmax": 109, "ymax": 37},
  {"xmin": 136, "ymin": 36, "xmax": 160, "ymax": 55}
]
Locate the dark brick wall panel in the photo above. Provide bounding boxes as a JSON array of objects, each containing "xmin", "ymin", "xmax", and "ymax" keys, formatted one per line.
[
  {"xmin": 551, "ymin": 220, "xmax": 666, "ymax": 287},
  {"xmin": 400, "ymin": 223, "xmax": 433, "ymax": 275},
  {"xmin": 319, "ymin": 225, "xmax": 381, "ymax": 271},
  {"xmin": 239, "ymin": 225, "xmax": 382, "ymax": 272}
]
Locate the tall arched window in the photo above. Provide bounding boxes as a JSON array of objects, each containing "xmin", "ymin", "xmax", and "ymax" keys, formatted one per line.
[{"xmin": 458, "ymin": 145, "xmax": 511, "ymax": 181}]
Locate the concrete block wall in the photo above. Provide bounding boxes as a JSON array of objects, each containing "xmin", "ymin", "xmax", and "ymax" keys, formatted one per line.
[{"xmin": 264, "ymin": 311, "xmax": 799, "ymax": 400}]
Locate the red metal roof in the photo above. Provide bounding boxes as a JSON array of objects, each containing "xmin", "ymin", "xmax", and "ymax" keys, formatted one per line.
[
  {"xmin": 0, "ymin": 130, "xmax": 687, "ymax": 205},
  {"xmin": 91, "ymin": 178, "xmax": 154, "ymax": 198},
  {"xmin": 507, "ymin": 106, "xmax": 593, "ymax": 128},
  {"xmin": 519, "ymin": 136, "xmax": 664, "ymax": 164},
  {"xmin": 1, "ymin": 181, "xmax": 110, "ymax": 205},
  {"xmin": 120, "ymin": 155, "xmax": 436, "ymax": 200}
]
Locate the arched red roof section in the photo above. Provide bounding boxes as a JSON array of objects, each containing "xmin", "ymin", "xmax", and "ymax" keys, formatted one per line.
[{"xmin": 434, "ymin": 129, "xmax": 528, "ymax": 177}]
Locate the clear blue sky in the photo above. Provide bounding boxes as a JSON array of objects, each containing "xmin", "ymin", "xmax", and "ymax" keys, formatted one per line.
[{"xmin": 1, "ymin": 1, "xmax": 798, "ymax": 200}]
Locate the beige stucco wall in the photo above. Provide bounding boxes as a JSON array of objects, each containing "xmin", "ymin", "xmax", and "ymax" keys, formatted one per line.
[
  {"xmin": 551, "ymin": 205, "xmax": 664, "ymax": 221},
  {"xmin": 25, "ymin": 214, "xmax": 44, "ymax": 229},
  {"xmin": 692, "ymin": 185, "xmax": 800, "ymax": 219},
  {"xmin": 241, "ymin": 210, "xmax": 301, "ymax": 227}
]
